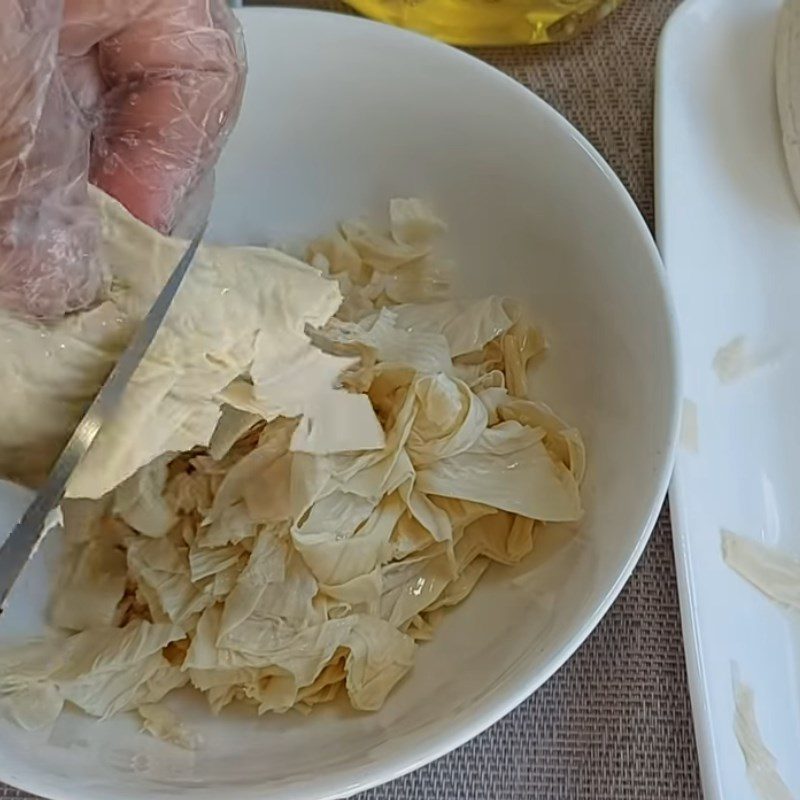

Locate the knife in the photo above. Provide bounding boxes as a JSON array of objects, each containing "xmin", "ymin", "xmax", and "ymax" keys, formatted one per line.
[
  {"xmin": 777, "ymin": 0, "xmax": 800, "ymax": 207},
  {"xmin": 0, "ymin": 223, "xmax": 206, "ymax": 611}
]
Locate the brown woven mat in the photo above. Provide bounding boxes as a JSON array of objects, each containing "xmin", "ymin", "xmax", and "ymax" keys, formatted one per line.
[{"xmin": 1, "ymin": 1, "xmax": 703, "ymax": 798}]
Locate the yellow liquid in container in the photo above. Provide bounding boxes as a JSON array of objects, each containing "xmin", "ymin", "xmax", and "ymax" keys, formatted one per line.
[{"xmin": 342, "ymin": 0, "xmax": 622, "ymax": 45}]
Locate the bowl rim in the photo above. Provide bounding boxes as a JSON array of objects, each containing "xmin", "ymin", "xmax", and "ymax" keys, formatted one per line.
[{"xmin": 4, "ymin": 8, "xmax": 682, "ymax": 800}]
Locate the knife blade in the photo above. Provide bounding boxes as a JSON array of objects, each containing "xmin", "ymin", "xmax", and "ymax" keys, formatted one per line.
[
  {"xmin": 776, "ymin": 0, "xmax": 800, "ymax": 207},
  {"xmin": 0, "ymin": 223, "xmax": 206, "ymax": 611}
]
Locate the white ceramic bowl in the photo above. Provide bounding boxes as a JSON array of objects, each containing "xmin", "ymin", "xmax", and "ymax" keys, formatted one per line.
[{"xmin": 0, "ymin": 9, "xmax": 679, "ymax": 800}]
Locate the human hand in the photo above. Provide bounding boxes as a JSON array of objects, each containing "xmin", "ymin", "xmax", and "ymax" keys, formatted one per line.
[{"xmin": 0, "ymin": 0, "xmax": 245, "ymax": 318}]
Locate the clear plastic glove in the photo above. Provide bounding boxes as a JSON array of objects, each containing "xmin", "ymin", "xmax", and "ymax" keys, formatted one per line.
[{"xmin": 0, "ymin": 0, "xmax": 245, "ymax": 318}]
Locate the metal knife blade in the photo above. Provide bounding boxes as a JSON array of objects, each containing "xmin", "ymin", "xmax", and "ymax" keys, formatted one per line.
[
  {"xmin": 776, "ymin": 0, "xmax": 800, "ymax": 207},
  {"xmin": 0, "ymin": 223, "xmax": 206, "ymax": 611}
]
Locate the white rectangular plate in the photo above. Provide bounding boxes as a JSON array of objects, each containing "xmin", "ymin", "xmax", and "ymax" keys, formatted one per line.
[{"xmin": 657, "ymin": 1, "xmax": 800, "ymax": 798}]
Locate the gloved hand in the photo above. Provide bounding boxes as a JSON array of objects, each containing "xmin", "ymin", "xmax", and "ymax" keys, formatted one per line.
[{"xmin": 0, "ymin": 0, "xmax": 245, "ymax": 318}]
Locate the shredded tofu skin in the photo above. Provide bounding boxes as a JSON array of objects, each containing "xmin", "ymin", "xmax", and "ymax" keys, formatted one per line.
[
  {"xmin": 0, "ymin": 195, "xmax": 584, "ymax": 739},
  {"xmin": 732, "ymin": 672, "xmax": 794, "ymax": 800},
  {"xmin": 138, "ymin": 703, "xmax": 203, "ymax": 751},
  {"xmin": 721, "ymin": 530, "xmax": 800, "ymax": 611}
]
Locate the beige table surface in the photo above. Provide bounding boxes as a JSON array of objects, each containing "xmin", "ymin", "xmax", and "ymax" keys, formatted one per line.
[{"xmin": 1, "ymin": 1, "xmax": 704, "ymax": 798}]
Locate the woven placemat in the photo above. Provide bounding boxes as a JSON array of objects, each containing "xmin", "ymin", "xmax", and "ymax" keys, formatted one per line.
[{"xmin": 1, "ymin": 2, "xmax": 703, "ymax": 799}]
